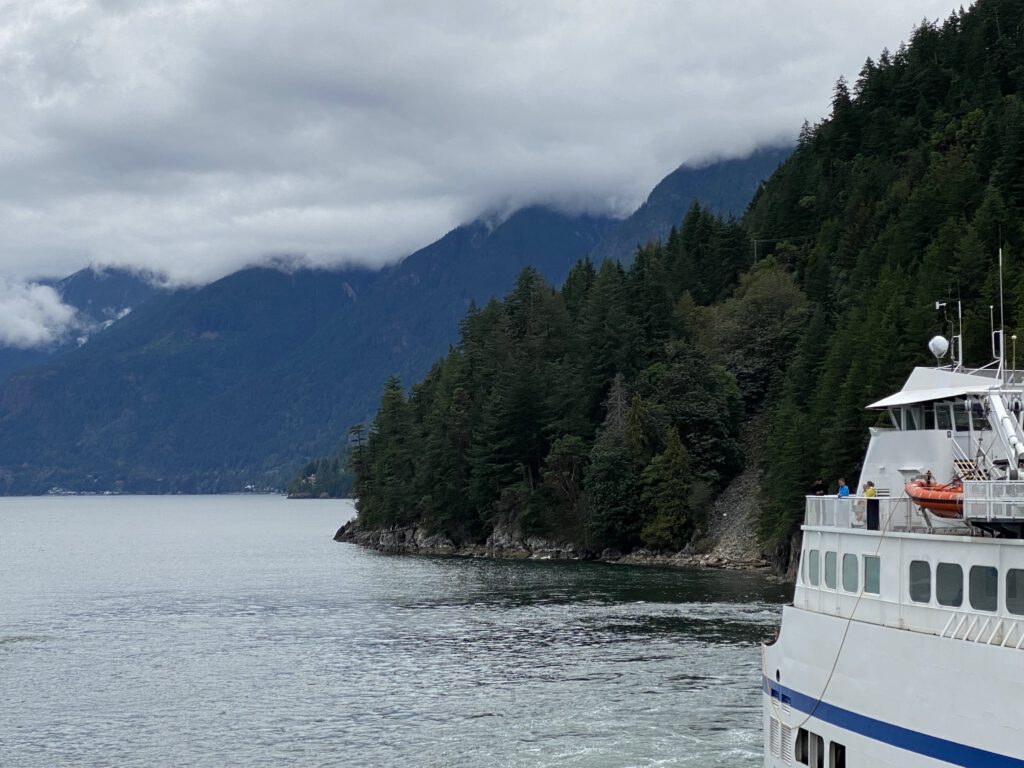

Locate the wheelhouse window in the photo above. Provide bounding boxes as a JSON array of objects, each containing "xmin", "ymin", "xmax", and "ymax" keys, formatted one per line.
[
  {"xmin": 935, "ymin": 404, "xmax": 952, "ymax": 431},
  {"xmin": 970, "ymin": 400, "xmax": 991, "ymax": 430},
  {"xmin": 969, "ymin": 566, "xmax": 998, "ymax": 611},
  {"xmin": 909, "ymin": 560, "xmax": 931, "ymax": 603},
  {"xmin": 954, "ymin": 406, "xmax": 971, "ymax": 433},
  {"xmin": 842, "ymin": 554, "xmax": 858, "ymax": 592},
  {"xmin": 888, "ymin": 407, "xmax": 902, "ymax": 430},
  {"xmin": 864, "ymin": 556, "xmax": 880, "ymax": 594},
  {"xmin": 1007, "ymin": 569, "xmax": 1024, "ymax": 615},
  {"xmin": 923, "ymin": 404, "xmax": 936, "ymax": 430},
  {"xmin": 824, "ymin": 551, "xmax": 837, "ymax": 590},
  {"xmin": 905, "ymin": 408, "xmax": 920, "ymax": 430},
  {"xmin": 937, "ymin": 562, "xmax": 964, "ymax": 607}
]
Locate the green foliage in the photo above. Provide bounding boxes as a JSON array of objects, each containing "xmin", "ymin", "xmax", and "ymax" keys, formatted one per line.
[
  {"xmin": 286, "ymin": 453, "xmax": 354, "ymax": 498},
  {"xmin": 350, "ymin": 202, "xmax": 752, "ymax": 552},
  {"xmin": 349, "ymin": 0, "xmax": 1024, "ymax": 561},
  {"xmin": 751, "ymin": 0, "xmax": 1024, "ymax": 553},
  {"xmin": 640, "ymin": 428, "xmax": 696, "ymax": 550}
]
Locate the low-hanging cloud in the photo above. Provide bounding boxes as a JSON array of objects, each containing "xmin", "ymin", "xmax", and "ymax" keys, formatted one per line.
[
  {"xmin": 0, "ymin": 0, "xmax": 961, "ymax": 286},
  {"xmin": 0, "ymin": 279, "xmax": 81, "ymax": 348}
]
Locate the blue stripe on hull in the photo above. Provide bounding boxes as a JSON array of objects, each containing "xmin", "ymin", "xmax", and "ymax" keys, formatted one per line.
[{"xmin": 763, "ymin": 678, "xmax": 1024, "ymax": 767}]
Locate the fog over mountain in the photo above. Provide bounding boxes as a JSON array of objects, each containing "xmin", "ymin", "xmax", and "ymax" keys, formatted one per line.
[{"xmin": 2, "ymin": 1, "xmax": 957, "ymax": 289}]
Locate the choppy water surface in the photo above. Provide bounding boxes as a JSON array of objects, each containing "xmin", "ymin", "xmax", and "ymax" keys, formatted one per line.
[{"xmin": 1, "ymin": 495, "xmax": 788, "ymax": 767}]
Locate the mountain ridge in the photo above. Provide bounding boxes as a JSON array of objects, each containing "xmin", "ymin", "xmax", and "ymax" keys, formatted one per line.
[{"xmin": 0, "ymin": 149, "xmax": 788, "ymax": 494}]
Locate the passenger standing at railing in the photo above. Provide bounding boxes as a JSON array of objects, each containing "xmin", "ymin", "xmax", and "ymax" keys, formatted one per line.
[
  {"xmin": 810, "ymin": 477, "xmax": 827, "ymax": 496},
  {"xmin": 837, "ymin": 478, "xmax": 850, "ymax": 497},
  {"xmin": 863, "ymin": 481, "xmax": 880, "ymax": 530}
]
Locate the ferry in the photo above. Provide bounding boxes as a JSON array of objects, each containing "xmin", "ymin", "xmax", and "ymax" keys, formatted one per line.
[{"xmin": 763, "ymin": 323, "xmax": 1024, "ymax": 767}]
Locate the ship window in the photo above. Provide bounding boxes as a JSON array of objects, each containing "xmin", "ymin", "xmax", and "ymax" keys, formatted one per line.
[
  {"xmin": 795, "ymin": 728, "xmax": 809, "ymax": 764},
  {"xmin": 923, "ymin": 404, "xmax": 936, "ymax": 429},
  {"xmin": 842, "ymin": 554, "xmax": 858, "ymax": 592},
  {"xmin": 954, "ymin": 405, "xmax": 971, "ymax": 432},
  {"xmin": 864, "ymin": 555, "xmax": 880, "ymax": 594},
  {"xmin": 936, "ymin": 405, "xmax": 952, "ymax": 430},
  {"xmin": 905, "ymin": 408, "xmax": 919, "ymax": 430},
  {"xmin": 888, "ymin": 407, "xmax": 901, "ymax": 429},
  {"xmin": 969, "ymin": 566, "xmax": 998, "ymax": 611},
  {"xmin": 909, "ymin": 560, "xmax": 931, "ymax": 603},
  {"xmin": 812, "ymin": 733, "xmax": 825, "ymax": 768},
  {"xmin": 824, "ymin": 551, "xmax": 837, "ymax": 589},
  {"xmin": 806, "ymin": 549, "xmax": 820, "ymax": 587},
  {"xmin": 971, "ymin": 401, "xmax": 990, "ymax": 430},
  {"xmin": 830, "ymin": 741, "xmax": 846, "ymax": 768},
  {"xmin": 1007, "ymin": 570, "xmax": 1024, "ymax": 615},
  {"xmin": 937, "ymin": 562, "xmax": 964, "ymax": 607}
]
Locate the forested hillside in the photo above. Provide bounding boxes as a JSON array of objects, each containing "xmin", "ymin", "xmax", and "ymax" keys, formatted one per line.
[
  {"xmin": 350, "ymin": 0, "xmax": 1024, "ymax": 565},
  {"xmin": 350, "ymin": 206, "xmax": 800, "ymax": 553}
]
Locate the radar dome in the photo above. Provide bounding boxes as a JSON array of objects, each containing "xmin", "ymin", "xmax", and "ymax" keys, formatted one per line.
[{"xmin": 929, "ymin": 335, "xmax": 950, "ymax": 359}]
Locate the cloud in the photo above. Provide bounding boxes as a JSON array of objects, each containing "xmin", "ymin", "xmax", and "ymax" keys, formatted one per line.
[
  {"xmin": 0, "ymin": 0, "xmax": 962, "ymax": 285},
  {"xmin": 0, "ymin": 279, "xmax": 82, "ymax": 348}
]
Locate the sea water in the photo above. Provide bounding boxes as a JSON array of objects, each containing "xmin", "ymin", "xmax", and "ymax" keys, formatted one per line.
[{"xmin": 0, "ymin": 495, "xmax": 787, "ymax": 767}]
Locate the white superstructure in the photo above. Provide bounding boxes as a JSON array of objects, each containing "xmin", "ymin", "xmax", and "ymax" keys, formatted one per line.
[{"xmin": 763, "ymin": 344, "xmax": 1024, "ymax": 767}]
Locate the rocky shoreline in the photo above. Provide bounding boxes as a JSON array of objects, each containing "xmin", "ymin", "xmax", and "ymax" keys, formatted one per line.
[{"xmin": 333, "ymin": 519, "xmax": 772, "ymax": 571}]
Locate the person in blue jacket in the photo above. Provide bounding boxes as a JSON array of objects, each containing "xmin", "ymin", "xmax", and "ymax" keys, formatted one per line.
[{"xmin": 836, "ymin": 478, "xmax": 850, "ymax": 497}]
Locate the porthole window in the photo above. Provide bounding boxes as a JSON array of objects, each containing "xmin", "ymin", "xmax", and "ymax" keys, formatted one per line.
[
  {"xmin": 1007, "ymin": 569, "xmax": 1024, "ymax": 615},
  {"xmin": 842, "ymin": 553, "xmax": 858, "ymax": 592},
  {"xmin": 864, "ymin": 556, "xmax": 880, "ymax": 594},
  {"xmin": 909, "ymin": 560, "xmax": 931, "ymax": 603},
  {"xmin": 824, "ymin": 551, "xmax": 837, "ymax": 590},
  {"xmin": 936, "ymin": 562, "xmax": 964, "ymax": 607},
  {"xmin": 969, "ymin": 566, "xmax": 998, "ymax": 611}
]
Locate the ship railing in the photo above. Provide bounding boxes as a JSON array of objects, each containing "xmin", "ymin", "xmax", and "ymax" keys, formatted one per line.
[
  {"xmin": 804, "ymin": 495, "xmax": 913, "ymax": 531},
  {"xmin": 962, "ymin": 480, "xmax": 1024, "ymax": 522},
  {"xmin": 939, "ymin": 610, "xmax": 1024, "ymax": 649}
]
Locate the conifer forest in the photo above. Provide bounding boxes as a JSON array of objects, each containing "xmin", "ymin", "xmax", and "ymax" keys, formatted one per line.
[{"xmin": 340, "ymin": 0, "xmax": 1024, "ymax": 565}]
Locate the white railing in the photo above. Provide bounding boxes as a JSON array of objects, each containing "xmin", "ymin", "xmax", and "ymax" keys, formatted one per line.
[
  {"xmin": 940, "ymin": 610, "xmax": 1024, "ymax": 648},
  {"xmin": 804, "ymin": 495, "xmax": 914, "ymax": 531},
  {"xmin": 962, "ymin": 480, "xmax": 1024, "ymax": 522}
]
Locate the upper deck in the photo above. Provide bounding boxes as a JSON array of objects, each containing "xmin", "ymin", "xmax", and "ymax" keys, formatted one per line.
[
  {"xmin": 797, "ymin": 492, "xmax": 1024, "ymax": 651},
  {"xmin": 807, "ymin": 481, "xmax": 1024, "ymax": 533}
]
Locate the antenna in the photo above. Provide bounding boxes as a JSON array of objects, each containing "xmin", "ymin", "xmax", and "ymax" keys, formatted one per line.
[
  {"xmin": 1000, "ymin": 247, "xmax": 1007, "ymax": 382},
  {"xmin": 936, "ymin": 300, "xmax": 964, "ymax": 370}
]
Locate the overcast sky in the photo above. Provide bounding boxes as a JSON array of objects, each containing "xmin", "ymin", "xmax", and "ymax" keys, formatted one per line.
[{"xmin": 1, "ymin": 0, "xmax": 962, "ymax": 295}]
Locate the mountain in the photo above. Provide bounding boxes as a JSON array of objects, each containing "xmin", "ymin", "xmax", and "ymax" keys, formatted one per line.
[
  {"xmin": 0, "ymin": 267, "xmax": 159, "ymax": 384},
  {"xmin": 588, "ymin": 145, "xmax": 792, "ymax": 263},
  {"xmin": 0, "ymin": 208, "xmax": 614, "ymax": 493},
  {"xmin": 0, "ymin": 147, "xmax": 786, "ymax": 495}
]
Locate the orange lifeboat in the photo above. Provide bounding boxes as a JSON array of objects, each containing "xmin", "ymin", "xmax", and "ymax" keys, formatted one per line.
[{"xmin": 905, "ymin": 478, "xmax": 963, "ymax": 518}]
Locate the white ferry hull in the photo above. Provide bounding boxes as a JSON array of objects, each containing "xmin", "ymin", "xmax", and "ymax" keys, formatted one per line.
[{"xmin": 762, "ymin": 605, "xmax": 1024, "ymax": 767}]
